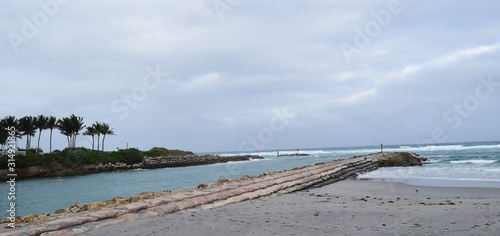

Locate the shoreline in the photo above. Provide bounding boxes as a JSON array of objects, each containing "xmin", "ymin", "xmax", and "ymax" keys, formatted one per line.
[
  {"xmin": 80, "ymin": 179, "xmax": 500, "ymax": 235},
  {"xmin": 360, "ymin": 177, "xmax": 500, "ymax": 189},
  {"xmin": 6, "ymin": 152, "xmax": 496, "ymax": 235},
  {"xmin": 0, "ymin": 152, "xmax": 383, "ymax": 234},
  {"xmin": 0, "ymin": 154, "xmax": 264, "ymax": 181}
]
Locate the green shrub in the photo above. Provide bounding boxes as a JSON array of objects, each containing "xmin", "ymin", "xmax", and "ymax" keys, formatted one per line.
[
  {"xmin": 143, "ymin": 147, "xmax": 194, "ymax": 157},
  {"xmin": 0, "ymin": 147, "xmax": 179, "ymax": 169},
  {"xmin": 116, "ymin": 148, "xmax": 143, "ymax": 164}
]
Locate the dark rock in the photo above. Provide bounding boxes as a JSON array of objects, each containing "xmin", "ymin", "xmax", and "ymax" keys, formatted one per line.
[
  {"xmin": 279, "ymin": 153, "xmax": 310, "ymax": 157},
  {"xmin": 376, "ymin": 152, "xmax": 423, "ymax": 167}
]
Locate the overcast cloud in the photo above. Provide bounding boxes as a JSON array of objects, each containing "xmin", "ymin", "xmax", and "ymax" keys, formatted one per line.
[{"xmin": 1, "ymin": 0, "xmax": 499, "ymax": 152}]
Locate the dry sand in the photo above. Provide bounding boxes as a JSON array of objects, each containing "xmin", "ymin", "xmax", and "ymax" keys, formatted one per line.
[{"xmin": 80, "ymin": 179, "xmax": 500, "ymax": 236}]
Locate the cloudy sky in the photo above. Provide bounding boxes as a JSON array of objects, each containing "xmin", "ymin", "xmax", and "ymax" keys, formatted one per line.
[{"xmin": 1, "ymin": 0, "xmax": 499, "ymax": 153}]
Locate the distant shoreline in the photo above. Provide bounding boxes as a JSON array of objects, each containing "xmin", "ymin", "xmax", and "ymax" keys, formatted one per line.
[{"xmin": 0, "ymin": 154, "xmax": 264, "ymax": 181}]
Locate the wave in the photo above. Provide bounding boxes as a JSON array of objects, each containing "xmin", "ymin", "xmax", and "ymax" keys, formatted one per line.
[
  {"xmin": 218, "ymin": 143, "xmax": 500, "ymax": 158},
  {"xmin": 359, "ymin": 176, "xmax": 500, "ymax": 183},
  {"xmin": 358, "ymin": 166, "xmax": 500, "ymax": 184},
  {"xmin": 220, "ymin": 150, "xmax": 331, "ymax": 157},
  {"xmin": 450, "ymin": 160, "xmax": 497, "ymax": 164},
  {"xmin": 397, "ymin": 144, "xmax": 500, "ymax": 152}
]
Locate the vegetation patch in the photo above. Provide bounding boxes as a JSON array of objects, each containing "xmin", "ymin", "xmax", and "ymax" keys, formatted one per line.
[{"xmin": 143, "ymin": 147, "xmax": 194, "ymax": 157}]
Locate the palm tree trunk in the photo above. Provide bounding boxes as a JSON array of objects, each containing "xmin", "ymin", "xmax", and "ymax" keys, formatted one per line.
[
  {"xmin": 97, "ymin": 134, "xmax": 101, "ymax": 152},
  {"xmin": 91, "ymin": 135, "xmax": 95, "ymax": 151},
  {"xmin": 37, "ymin": 130, "xmax": 42, "ymax": 154},
  {"xmin": 49, "ymin": 129, "xmax": 53, "ymax": 153},
  {"xmin": 102, "ymin": 134, "xmax": 106, "ymax": 153},
  {"xmin": 26, "ymin": 135, "xmax": 29, "ymax": 150}
]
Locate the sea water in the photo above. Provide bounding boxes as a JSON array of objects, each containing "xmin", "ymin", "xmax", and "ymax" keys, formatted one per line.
[
  {"xmin": 1, "ymin": 141, "xmax": 499, "ymax": 218},
  {"xmin": 358, "ymin": 141, "xmax": 500, "ymax": 187}
]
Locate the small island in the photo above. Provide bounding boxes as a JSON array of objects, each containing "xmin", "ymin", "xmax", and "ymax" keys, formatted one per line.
[
  {"xmin": 0, "ymin": 115, "xmax": 263, "ymax": 180},
  {"xmin": 0, "ymin": 147, "xmax": 263, "ymax": 180}
]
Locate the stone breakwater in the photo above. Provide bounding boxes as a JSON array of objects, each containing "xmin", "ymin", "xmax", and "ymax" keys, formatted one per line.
[
  {"xmin": 142, "ymin": 154, "xmax": 263, "ymax": 168},
  {"xmin": 0, "ymin": 155, "xmax": 263, "ymax": 180},
  {"xmin": 0, "ymin": 152, "xmax": 421, "ymax": 236}
]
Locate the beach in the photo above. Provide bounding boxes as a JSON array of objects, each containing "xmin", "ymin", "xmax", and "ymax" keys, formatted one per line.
[{"xmin": 80, "ymin": 179, "xmax": 500, "ymax": 236}]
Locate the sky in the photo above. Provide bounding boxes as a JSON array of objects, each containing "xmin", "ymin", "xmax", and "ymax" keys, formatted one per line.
[{"xmin": 1, "ymin": 0, "xmax": 499, "ymax": 153}]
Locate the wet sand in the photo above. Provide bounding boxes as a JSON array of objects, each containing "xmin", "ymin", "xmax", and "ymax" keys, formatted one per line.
[{"xmin": 81, "ymin": 179, "xmax": 500, "ymax": 236}]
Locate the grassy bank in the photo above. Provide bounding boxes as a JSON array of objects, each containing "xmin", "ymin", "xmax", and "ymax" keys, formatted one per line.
[{"xmin": 0, "ymin": 147, "xmax": 194, "ymax": 168}]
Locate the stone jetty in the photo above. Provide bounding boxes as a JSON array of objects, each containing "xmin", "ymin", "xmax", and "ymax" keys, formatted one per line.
[
  {"xmin": 142, "ymin": 154, "xmax": 263, "ymax": 168},
  {"xmin": 0, "ymin": 152, "xmax": 422, "ymax": 236}
]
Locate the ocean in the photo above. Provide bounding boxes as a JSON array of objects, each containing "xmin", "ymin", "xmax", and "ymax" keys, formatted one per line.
[{"xmin": 1, "ymin": 141, "xmax": 499, "ymax": 218}]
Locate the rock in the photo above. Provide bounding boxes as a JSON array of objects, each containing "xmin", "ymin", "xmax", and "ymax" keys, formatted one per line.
[
  {"xmin": 69, "ymin": 202, "xmax": 89, "ymax": 213},
  {"xmin": 376, "ymin": 152, "xmax": 423, "ymax": 167},
  {"xmin": 279, "ymin": 153, "xmax": 310, "ymax": 157},
  {"xmin": 197, "ymin": 184, "xmax": 208, "ymax": 189}
]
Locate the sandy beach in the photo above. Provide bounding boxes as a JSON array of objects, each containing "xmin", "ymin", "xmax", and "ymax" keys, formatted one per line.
[{"xmin": 80, "ymin": 179, "xmax": 500, "ymax": 236}]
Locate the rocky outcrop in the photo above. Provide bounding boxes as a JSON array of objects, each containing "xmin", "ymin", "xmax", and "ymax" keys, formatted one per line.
[
  {"xmin": 278, "ymin": 153, "xmax": 310, "ymax": 157},
  {"xmin": 142, "ymin": 155, "xmax": 263, "ymax": 168},
  {"xmin": 375, "ymin": 152, "xmax": 423, "ymax": 167},
  {"xmin": 0, "ymin": 155, "xmax": 263, "ymax": 180}
]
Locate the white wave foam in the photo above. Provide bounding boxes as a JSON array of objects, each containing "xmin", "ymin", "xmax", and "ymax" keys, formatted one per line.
[
  {"xmin": 450, "ymin": 160, "xmax": 497, "ymax": 164},
  {"xmin": 358, "ymin": 165, "xmax": 500, "ymax": 182},
  {"xmin": 425, "ymin": 159, "xmax": 441, "ymax": 163},
  {"xmin": 396, "ymin": 144, "xmax": 500, "ymax": 152},
  {"xmin": 219, "ymin": 143, "xmax": 500, "ymax": 158}
]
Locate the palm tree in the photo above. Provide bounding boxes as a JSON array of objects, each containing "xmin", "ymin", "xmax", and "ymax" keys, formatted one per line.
[
  {"xmin": 69, "ymin": 114, "xmax": 85, "ymax": 148},
  {"xmin": 83, "ymin": 126, "xmax": 97, "ymax": 151},
  {"xmin": 57, "ymin": 118, "xmax": 71, "ymax": 149},
  {"xmin": 57, "ymin": 114, "xmax": 85, "ymax": 149},
  {"xmin": 34, "ymin": 115, "xmax": 49, "ymax": 154},
  {"xmin": 18, "ymin": 116, "xmax": 36, "ymax": 150},
  {"xmin": 1, "ymin": 116, "xmax": 19, "ymax": 137},
  {"xmin": 98, "ymin": 122, "xmax": 115, "ymax": 153},
  {"xmin": 93, "ymin": 122, "xmax": 102, "ymax": 151},
  {"xmin": 1, "ymin": 116, "xmax": 19, "ymax": 151},
  {"xmin": 0, "ymin": 123, "xmax": 8, "ymax": 150},
  {"xmin": 46, "ymin": 116, "xmax": 57, "ymax": 153}
]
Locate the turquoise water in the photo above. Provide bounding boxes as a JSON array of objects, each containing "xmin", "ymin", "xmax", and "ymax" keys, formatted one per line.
[
  {"xmin": 1, "ymin": 141, "xmax": 499, "ymax": 218},
  {"xmin": 358, "ymin": 141, "xmax": 500, "ymax": 187}
]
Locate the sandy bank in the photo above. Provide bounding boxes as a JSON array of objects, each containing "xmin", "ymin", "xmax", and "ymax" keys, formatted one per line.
[
  {"xmin": 82, "ymin": 179, "xmax": 500, "ymax": 236},
  {"xmin": 0, "ymin": 152, "xmax": 425, "ymax": 235}
]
